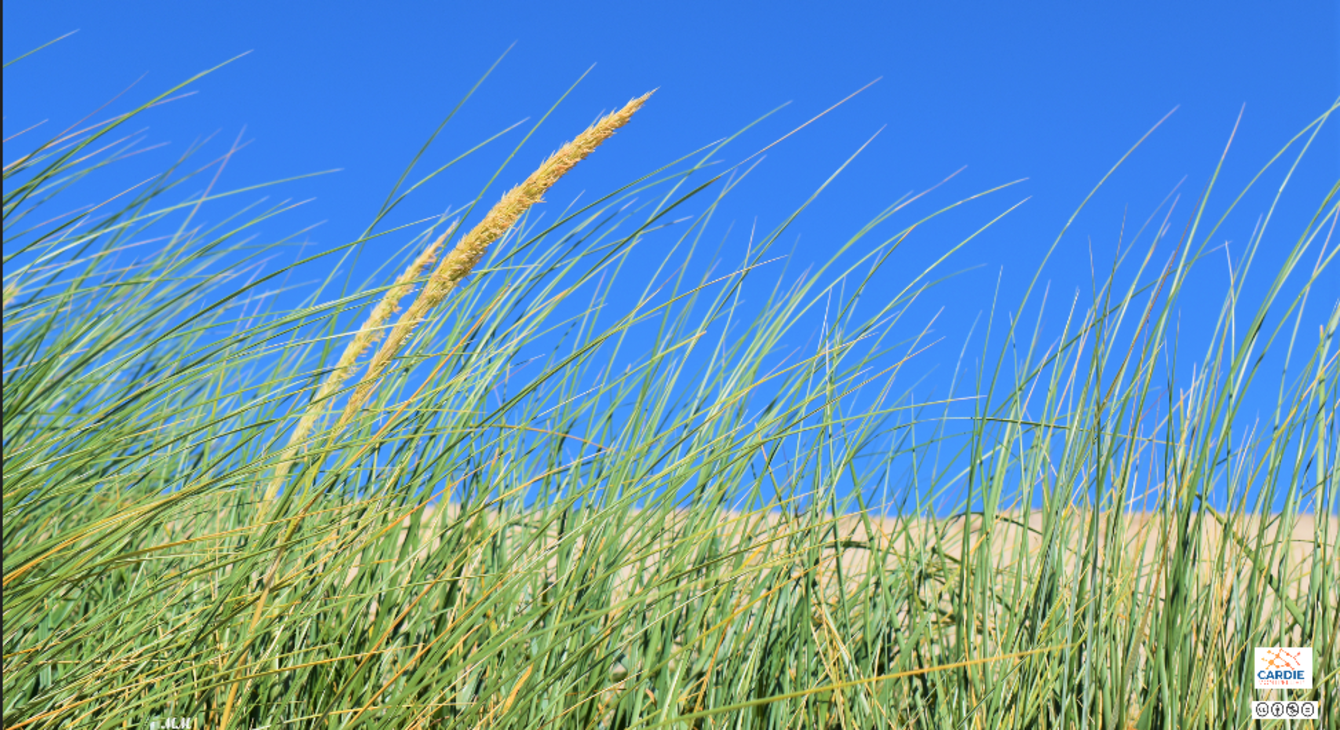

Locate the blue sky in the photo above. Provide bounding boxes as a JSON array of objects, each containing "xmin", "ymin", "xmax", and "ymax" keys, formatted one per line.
[{"xmin": 5, "ymin": 2, "xmax": 1338, "ymax": 513}]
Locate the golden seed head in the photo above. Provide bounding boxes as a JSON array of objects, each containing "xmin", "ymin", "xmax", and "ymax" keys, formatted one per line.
[
  {"xmin": 423, "ymin": 91, "xmax": 653, "ymax": 303},
  {"xmin": 332, "ymin": 91, "xmax": 653, "ymax": 432}
]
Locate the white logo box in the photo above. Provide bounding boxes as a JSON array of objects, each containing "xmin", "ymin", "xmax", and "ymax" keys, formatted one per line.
[{"xmin": 1254, "ymin": 647, "xmax": 1313, "ymax": 690}]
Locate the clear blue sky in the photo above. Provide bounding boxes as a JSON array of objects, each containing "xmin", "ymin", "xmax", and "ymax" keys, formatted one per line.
[{"xmin": 5, "ymin": 2, "xmax": 1338, "ymax": 513}]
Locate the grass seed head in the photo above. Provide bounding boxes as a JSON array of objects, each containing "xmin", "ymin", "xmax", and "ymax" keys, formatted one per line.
[{"xmin": 334, "ymin": 91, "xmax": 653, "ymax": 430}]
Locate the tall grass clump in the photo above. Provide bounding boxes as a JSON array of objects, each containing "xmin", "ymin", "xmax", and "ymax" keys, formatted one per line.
[{"xmin": 4, "ymin": 42, "xmax": 1337, "ymax": 730}]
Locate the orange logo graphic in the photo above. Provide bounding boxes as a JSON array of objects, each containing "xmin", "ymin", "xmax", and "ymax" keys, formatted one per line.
[{"xmin": 1259, "ymin": 648, "xmax": 1305, "ymax": 671}]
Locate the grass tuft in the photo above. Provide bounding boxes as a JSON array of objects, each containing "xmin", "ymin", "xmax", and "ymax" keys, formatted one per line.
[{"xmin": 3, "ymin": 50, "xmax": 1336, "ymax": 730}]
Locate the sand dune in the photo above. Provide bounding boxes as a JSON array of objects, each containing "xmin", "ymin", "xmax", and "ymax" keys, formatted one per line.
[{"xmin": 368, "ymin": 503, "xmax": 1334, "ymax": 603}]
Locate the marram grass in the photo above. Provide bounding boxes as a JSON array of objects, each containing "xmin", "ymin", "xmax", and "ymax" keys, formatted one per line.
[
  {"xmin": 269, "ymin": 91, "xmax": 650, "ymax": 511},
  {"xmin": 3, "ymin": 47, "xmax": 1338, "ymax": 730}
]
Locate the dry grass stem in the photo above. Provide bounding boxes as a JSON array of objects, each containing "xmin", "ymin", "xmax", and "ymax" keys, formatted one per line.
[{"xmin": 334, "ymin": 91, "xmax": 653, "ymax": 430}]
